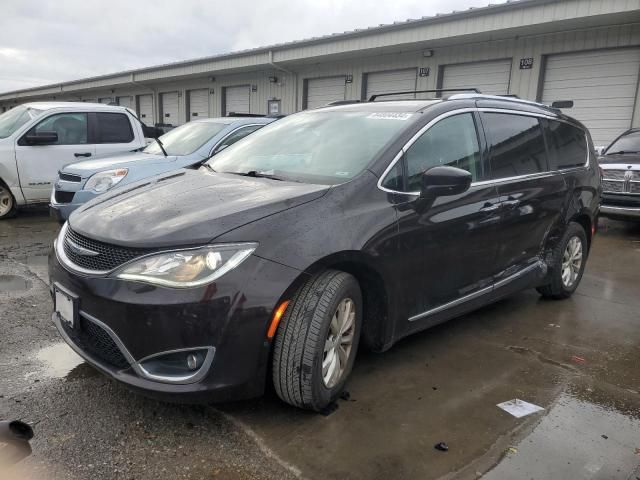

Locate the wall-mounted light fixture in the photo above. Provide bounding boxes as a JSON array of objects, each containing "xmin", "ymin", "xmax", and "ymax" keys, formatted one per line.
[
  {"xmin": 422, "ymin": 49, "xmax": 434, "ymax": 57},
  {"xmin": 268, "ymin": 76, "xmax": 278, "ymax": 83}
]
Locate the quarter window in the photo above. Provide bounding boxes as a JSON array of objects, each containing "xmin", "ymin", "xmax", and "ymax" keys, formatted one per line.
[
  {"xmin": 31, "ymin": 113, "xmax": 88, "ymax": 145},
  {"xmin": 544, "ymin": 120, "xmax": 587, "ymax": 169},
  {"xmin": 481, "ymin": 113, "xmax": 548, "ymax": 179},
  {"xmin": 96, "ymin": 113, "xmax": 134, "ymax": 143},
  {"xmin": 403, "ymin": 113, "xmax": 483, "ymax": 192}
]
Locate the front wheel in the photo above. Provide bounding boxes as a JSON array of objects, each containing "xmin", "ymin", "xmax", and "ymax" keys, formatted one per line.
[
  {"xmin": 537, "ymin": 222, "xmax": 588, "ymax": 299},
  {"xmin": 0, "ymin": 183, "xmax": 17, "ymax": 220},
  {"xmin": 272, "ymin": 270, "xmax": 362, "ymax": 411}
]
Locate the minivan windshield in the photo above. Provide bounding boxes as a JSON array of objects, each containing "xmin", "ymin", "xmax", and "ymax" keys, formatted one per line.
[
  {"xmin": 0, "ymin": 105, "xmax": 43, "ymax": 139},
  {"xmin": 605, "ymin": 130, "xmax": 640, "ymax": 155},
  {"xmin": 144, "ymin": 121, "xmax": 227, "ymax": 156},
  {"xmin": 205, "ymin": 111, "xmax": 416, "ymax": 184}
]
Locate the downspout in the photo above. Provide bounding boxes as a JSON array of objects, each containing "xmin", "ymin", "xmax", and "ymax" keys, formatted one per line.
[{"xmin": 268, "ymin": 50, "xmax": 298, "ymax": 112}]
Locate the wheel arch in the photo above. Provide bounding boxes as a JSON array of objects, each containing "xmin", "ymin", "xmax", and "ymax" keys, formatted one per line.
[
  {"xmin": 273, "ymin": 251, "xmax": 395, "ymax": 353},
  {"xmin": 569, "ymin": 211, "xmax": 593, "ymax": 252}
]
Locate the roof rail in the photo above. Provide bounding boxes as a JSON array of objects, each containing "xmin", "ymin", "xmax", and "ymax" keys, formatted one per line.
[
  {"xmin": 325, "ymin": 100, "xmax": 362, "ymax": 106},
  {"xmin": 368, "ymin": 88, "xmax": 480, "ymax": 102},
  {"xmin": 226, "ymin": 112, "xmax": 266, "ymax": 117}
]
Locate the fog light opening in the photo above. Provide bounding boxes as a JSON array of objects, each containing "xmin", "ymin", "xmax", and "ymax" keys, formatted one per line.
[
  {"xmin": 187, "ymin": 354, "xmax": 199, "ymax": 370},
  {"xmin": 137, "ymin": 347, "xmax": 214, "ymax": 383}
]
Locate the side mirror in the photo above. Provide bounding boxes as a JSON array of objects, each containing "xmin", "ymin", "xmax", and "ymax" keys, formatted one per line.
[
  {"xmin": 420, "ymin": 166, "xmax": 472, "ymax": 199},
  {"xmin": 24, "ymin": 131, "xmax": 58, "ymax": 145}
]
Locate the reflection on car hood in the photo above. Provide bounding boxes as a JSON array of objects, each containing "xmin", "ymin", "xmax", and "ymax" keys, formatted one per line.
[
  {"xmin": 598, "ymin": 153, "xmax": 640, "ymax": 166},
  {"xmin": 69, "ymin": 169, "xmax": 330, "ymax": 248},
  {"xmin": 62, "ymin": 151, "xmax": 177, "ymax": 175}
]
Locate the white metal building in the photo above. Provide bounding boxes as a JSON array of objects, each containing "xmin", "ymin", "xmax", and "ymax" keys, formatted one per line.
[{"xmin": 1, "ymin": 0, "xmax": 640, "ymax": 145}]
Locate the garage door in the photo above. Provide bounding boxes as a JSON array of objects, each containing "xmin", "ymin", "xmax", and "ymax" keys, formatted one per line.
[
  {"xmin": 224, "ymin": 85, "xmax": 250, "ymax": 115},
  {"xmin": 541, "ymin": 49, "xmax": 640, "ymax": 146},
  {"xmin": 116, "ymin": 96, "xmax": 133, "ymax": 109},
  {"xmin": 188, "ymin": 89, "xmax": 210, "ymax": 120},
  {"xmin": 365, "ymin": 68, "xmax": 417, "ymax": 100},
  {"xmin": 137, "ymin": 94, "xmax": 154, "ymax": 126},
  {"xmin": 441, "ymin": 59, "xmax": 512, "ymax": 96},
  {"xmin": 161, "ymin": 92, "xmax": 180, "ymax": 125},
  {"xmin": 305, "ymin": 76, "xmax": 346, "ymax": 109}
]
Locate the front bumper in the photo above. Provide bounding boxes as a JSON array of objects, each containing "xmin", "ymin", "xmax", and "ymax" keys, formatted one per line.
[
  {"xmin": 49, "ymin": 244, "xmax": 304, "ymax": 402},
  {"xmin": 49, "ymin": 186, "xmax": 99, "ymax": 222},
  {"xmin": 600, "ymin": 205, "xmax": 640, "ymax": 220}
]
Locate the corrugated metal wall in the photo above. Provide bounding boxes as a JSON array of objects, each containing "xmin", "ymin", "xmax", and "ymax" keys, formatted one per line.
[{"xmin": 2, "ymin": 19, "xmax": 639, "ymax": 135}]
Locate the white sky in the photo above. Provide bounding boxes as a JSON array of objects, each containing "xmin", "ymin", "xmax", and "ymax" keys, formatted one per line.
[{"xmin": 0, "ymin": 0, "xmax": 505, "ymax": 93}]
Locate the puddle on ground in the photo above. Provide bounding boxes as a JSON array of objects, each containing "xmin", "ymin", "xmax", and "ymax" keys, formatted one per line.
[
  {"xmin": 35, "ymin": 343, "xmax": 87, "ymax": 379},
  {"xmin": 484, "ymin": 388, "xmax": 640, "ymax": 479},
  {"xmin": 0, "ymin": 274, "xmax": 32, "ymax": 292}
]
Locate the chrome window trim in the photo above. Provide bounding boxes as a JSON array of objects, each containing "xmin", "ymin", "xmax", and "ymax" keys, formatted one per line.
[
  {"xmin": 208, "ymin": 123, "xmax": 265, "ymax": 157},
  {"xmin": 408, "ymin": 261, "xmax": 543, "ymax": 322},
  {"xmin": 377, "ymin": 107, "xmax": 590, "ymax": 195}
]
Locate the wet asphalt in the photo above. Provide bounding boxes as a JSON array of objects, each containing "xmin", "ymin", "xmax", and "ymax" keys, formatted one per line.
[{"xmin": 0, "ymin": 210, "xmax": 639, "ymax": 480}]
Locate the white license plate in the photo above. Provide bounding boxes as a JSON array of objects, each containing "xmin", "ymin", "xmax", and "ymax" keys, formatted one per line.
[{"xmin": 55, "ymin": 289, "xmax": 75, "ymax": 328}]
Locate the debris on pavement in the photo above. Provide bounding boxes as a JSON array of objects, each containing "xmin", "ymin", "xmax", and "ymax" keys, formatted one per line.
[
  {"xmin": 571, "ymin": 355, "xmax": 586, "ymax": 364},
  {"xmin": 434, "ymin": 442, "xmax": 449, "ymax": 452},
  {"xmin": 601, "ymin": 434, "xmax": 608, "ymax": 440},
  {"xmin": 497, "ymin": 399, "xmax": 544, "ymax": 418},
  {"xmin": 507, "ymin": 447, "xmax": 518, "ymax": 455}
]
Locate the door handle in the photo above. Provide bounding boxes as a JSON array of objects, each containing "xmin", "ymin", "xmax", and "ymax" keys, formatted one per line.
[
  {"xmin": 503, "ymin": 199, "xmax": 521, "ymax": 209},
  {"xmin": 480, "ymin": 202, "xmax": 501, "ymax": 212},
  {"xmin": 74, "ymin": 152, "xmax": 92, "ymax": 158}
]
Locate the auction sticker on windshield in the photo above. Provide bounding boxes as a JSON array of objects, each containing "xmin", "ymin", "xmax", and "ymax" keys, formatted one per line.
[{"xmin": 367, "ymin": 113, "xmax": 412, "ymax": 120}]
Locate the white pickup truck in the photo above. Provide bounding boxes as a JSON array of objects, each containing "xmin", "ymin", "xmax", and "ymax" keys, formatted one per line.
[{"xmin": 0, "ymin": 102, "xmax": 147, "ymax": 219}]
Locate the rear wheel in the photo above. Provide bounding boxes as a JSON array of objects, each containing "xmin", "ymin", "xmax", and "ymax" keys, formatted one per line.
[
  {"xmin": 537, "ymin": 222, "xmax": 588, "ymax": 299},
  {"xmin": 0, "ymin": 183, "xmax": 16, "ymax": 220},
  {"xmin": 272, "ymin": 270, "xmax": 362, "ymax": 411}
]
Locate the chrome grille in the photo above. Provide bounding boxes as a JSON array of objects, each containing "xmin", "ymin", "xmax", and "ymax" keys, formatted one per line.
[
  {"xmin": 602, "ymin": 180, "xmax": 624, "ymax": 193},
  {"xmin": 602, "ymin": 169, "xmax": 627, "ymax": 180},
  {"xmin": 63, "ymin": 227, "xmax": 154, "ymax": 272},
  {"xmin": 632, "ymin": 182, "xmax": 640, "ymax": 194},
  {"xmin": 59, "ymin": 172, "xmax": 82, "ymax": 182}
]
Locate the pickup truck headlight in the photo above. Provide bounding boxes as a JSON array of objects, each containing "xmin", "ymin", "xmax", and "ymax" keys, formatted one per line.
[
  {"xmin": 84, "ymin": 169, "xmax": 128, "ymax": 193},
  {"xmin": 112, "ymin": 244, "xmax": 257, "ymax": 288}
]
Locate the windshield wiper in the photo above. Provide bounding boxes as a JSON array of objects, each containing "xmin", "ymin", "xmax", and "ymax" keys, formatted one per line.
[
  {"xmin": 155, "ymin": 138, "xmax": 168, "ymax": 157},
  {"xmin": 201, "ymin": 163, "xmax": 216, "ymax": 172},
  {"xmin": 226, "ymin": 170, "xmax": 284, "ymax": 181},
  {"xmin": 607, "ymin": 150, "xmax": 640, "ymax": 155}
]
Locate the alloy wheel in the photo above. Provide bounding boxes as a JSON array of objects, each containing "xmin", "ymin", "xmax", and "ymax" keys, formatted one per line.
[
  {"xmin": 0, "ymin": 186, "xmax": 13, "ymax": 217},
  {"xmin": 322, "ymin": 297, "xmax": 356, "ymax": 388},
  {"xmin": 561, "ymin": 236, "xmax": 583, "ymax": 288}
]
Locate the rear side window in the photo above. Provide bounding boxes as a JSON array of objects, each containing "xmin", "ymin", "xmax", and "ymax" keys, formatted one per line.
[
  {"xmin": 481, "ymin": 113, "xmax": 548, "ymax": 179},
  {"xmin": 403, "ymin": 113, "xmax": 484, "ymax": 192},
  {"xmin": 544, "ymin": 120, "xmax": 587, "ymax": 169},
  {"xmin": 96, "ymin": 113, "xmax": 134, "ymax": 143}
]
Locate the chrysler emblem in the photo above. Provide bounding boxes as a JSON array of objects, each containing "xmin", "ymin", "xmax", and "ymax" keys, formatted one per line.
[{"xmin": 66, "ymin": 238, "xmax": 99, "ymax": 256}]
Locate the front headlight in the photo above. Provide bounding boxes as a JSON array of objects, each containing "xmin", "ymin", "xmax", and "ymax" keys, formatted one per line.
[
  {"xmin": 112, "ymin": 243, "xmax": 257, "ymax": 288},
  {"xmin": 84, "ymin": 169, "xmax": 128, "ymax": 193}
]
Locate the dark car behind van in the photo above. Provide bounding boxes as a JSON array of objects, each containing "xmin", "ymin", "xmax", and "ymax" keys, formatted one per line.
[{"xmin": 49, "ymin": 94, "xmax": 600, "ymax": 411}]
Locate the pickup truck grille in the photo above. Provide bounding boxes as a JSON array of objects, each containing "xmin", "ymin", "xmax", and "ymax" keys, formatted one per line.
[
  {"xmin": 602, "ymin": 169, "xmax": 640, "ymax": 195},
  {"xmin": 63, "ymin": 227, "xmax": 154, "ymax": 272}
]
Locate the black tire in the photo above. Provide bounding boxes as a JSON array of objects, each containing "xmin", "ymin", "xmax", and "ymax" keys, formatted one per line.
[
  {"xmin": 0, "ymin": 182, "xmax": 17, "ymax": 220},
  {"xmin": 536, "ymin": 222, "xmax": 588, "ymax": 299},
  {"xmin": 272, "ymin": 270, "xmax": 362, "ymax": 411}
]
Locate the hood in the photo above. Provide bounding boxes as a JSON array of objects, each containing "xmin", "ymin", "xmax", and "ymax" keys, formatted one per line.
[
  {"xmin": 62, "ymin": 151, "xmax": 177, "ymax": 175},
  {"xmin": 69, "ymin": 169, "xmax": 330, "ymax": 248},
  {"xmin": 598, "ymin": 153, "xmax": 640, "ymax": 166}
]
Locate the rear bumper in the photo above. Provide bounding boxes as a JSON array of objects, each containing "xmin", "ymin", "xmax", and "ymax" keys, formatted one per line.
[{"xmin": 600, "ymin": 205, "xmax": 640, "ymax": 220}]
